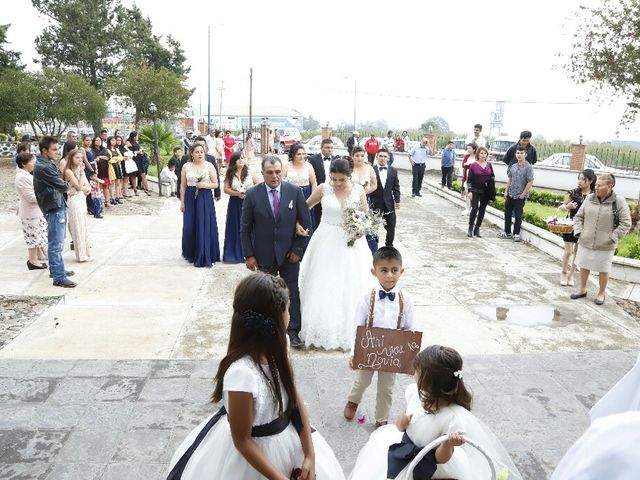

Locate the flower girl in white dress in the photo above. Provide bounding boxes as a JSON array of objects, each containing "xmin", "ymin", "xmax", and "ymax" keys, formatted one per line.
[
  {"xmin": 167, "ymin": 273, "xmax": 345, "ymax": 480},
  {"xmin": 349, "ymin": 345, "xmax": 522, "ymax": 480}
]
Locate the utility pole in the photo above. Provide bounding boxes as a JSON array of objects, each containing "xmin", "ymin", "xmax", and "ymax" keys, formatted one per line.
[
  {"xmin": 218, "ymin": 80, "xmax": 225, "ymax": 128},
  {"xmin": 207, "ymin": 26, "xmax": 211, "ymax": 132},
  {"xmin": 353, "ymin": 79, "xmax": 357, "ymax": 131},
  {"xmin": 249, "ymin": 68, "xmax": 253, "ymax": 132}
]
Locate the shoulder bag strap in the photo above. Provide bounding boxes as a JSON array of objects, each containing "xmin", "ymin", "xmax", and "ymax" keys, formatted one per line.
[
  {"xmin": 367, "ymin": 289, "xmax": 376, "ymax": 327},
  {"xmin": 612, "ymin": 199, "xmax": 620, "ymax": 229},
  {"xmin": 396, "ymin": 291, "xmax": 404, "ymax": 329}
]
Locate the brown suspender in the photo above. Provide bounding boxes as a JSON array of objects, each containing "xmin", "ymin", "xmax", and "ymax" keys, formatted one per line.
[{"xmin": 367, "ymin": 288, "xmax": 404, "ymax": 329}]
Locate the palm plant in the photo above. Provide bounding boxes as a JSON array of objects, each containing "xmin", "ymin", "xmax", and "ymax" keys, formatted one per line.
[{"xmin": 138, "ymin": 123, "xmax": 179, "ymax": 157}]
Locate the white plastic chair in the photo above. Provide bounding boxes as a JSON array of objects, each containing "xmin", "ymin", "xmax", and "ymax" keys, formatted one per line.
[{"xmin": 404, "ymin": 434, "xmax": 496, "ymax": 480}]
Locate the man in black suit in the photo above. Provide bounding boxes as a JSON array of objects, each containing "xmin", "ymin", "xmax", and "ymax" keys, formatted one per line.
[
  {"xmin": 369, "ymin": 147, "xmax": 400, "ymax": 250},
  {"xmin": 177, "ymin": 137, "xmax": 221, "ymax": 201},
  {"xmin": 240, "ymin": 156, "xmax": 312, "ymax": 348},
  {"xmin": 307, "ymin": 138, "xmax": 335, "ymax": 226}
]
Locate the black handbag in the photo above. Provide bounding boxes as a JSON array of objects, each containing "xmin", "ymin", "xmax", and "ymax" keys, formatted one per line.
[{"xmin": 486, "ymin": 178, "xmax": 496, "ymax": 201}]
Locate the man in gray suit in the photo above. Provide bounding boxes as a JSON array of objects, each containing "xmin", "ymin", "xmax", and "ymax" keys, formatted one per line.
[{"xmin": 240, "ymin": 156, "xmax": 312, "ymax": 348}]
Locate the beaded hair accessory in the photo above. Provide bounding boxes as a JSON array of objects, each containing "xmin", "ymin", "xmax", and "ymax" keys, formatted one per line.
[
  {"xmin": 240, "ymin": 310, "xmax": 277, "ymax": 337},
  {"xmin": 453, "ymin": 370, "xmax": 463, "ymax": 380}
]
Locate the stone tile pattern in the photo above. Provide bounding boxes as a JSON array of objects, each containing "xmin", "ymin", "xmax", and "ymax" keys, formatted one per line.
[{"xmin": 0, "ymin": 352, "xmax": 635, "ymax": 479}]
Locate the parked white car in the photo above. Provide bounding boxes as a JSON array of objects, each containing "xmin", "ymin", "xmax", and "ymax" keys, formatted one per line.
[
  {"xmin": 538, "ymin": 153, "xmax": 628, "ymax": 175},
  {"xmin": 301, "ymin": 135, "xmax": 345, "ymax": 155}
]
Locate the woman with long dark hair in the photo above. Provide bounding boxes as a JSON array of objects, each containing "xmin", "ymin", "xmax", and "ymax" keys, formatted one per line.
[
  {"xmin": 166, "ymin": 273, "xmax": 345, "ymax": 479},
  {"xmin": 126, "ymin": 131, "xmax": 150, "ymax": 195},
  {"xmin": 466, "ymin": 146, "xmax": 494, "ymax": 238},
  {"xmin": 180, "ymin": 143, "xmax": 221, "ymax": 267},
  {"xmin": 559, "ymin": 169, "xmax": 596, "ymax": 286},
  {"xmin": 91, "ymin": 136, "xmax": 112, "ymax": 207},
  {"xmin": 106, "ymin": 136, "xmax": 123, "ymax": 204},
  {"xmin": 284, "ymin": 144, "xmax": 318, "ymax": 235},
  {"xmin": 222, "ymin": 151, "xmax": 260, "ymax": 263}
]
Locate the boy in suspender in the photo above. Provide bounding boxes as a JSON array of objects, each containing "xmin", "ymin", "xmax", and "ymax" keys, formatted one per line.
[{"xmin": 344, "ymin": 247, "xmax": 416, "ymax": 429}]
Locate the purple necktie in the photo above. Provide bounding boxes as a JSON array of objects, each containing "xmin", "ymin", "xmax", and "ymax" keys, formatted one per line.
[{"xmin": 271, "ymin": 189, "xmax": 279, "ymax": 219}]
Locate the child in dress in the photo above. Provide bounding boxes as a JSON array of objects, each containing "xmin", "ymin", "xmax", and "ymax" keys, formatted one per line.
[
  {"xmin": 167, "ymin": 272, "xmax": 345, "ymax": 480},
  {"xmin": 89, "ymin": 174, "xmax": 104, "ymax": 219},
  {"xmin": 344, "ymin": 247, "xmax": 416, "ymax": 429},
  {"xmin": 349, "ymin": 345, "xmax": 522, "ymax": 480}
]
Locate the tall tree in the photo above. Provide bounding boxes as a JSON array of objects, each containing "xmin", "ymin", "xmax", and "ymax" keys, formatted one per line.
[
  {"xmin": 117, "ymin": 5, "xmax": 189, "ymax": 77},
  {"xmin": 420, "ymin": 116, "xmax": 450, "ymax": 133},
  {"xmin": 32, "ymin": 0, "xmax": 121, "ymax": 93},
  {"xmin": 0, "ymin": 24, "xmax": 22, "ymax": 71},
  {"xmin": 566, "ymin": 0, "xmax": 640, "ymax": 126},
  {"xmin": 108, "ymin": 64, "xmax": 191, "ymax": 128},
  {"xmin": 0, "ymin": 70, "xmax": 38, "ymax": 132},
  {"xmin": 28, "ymin": 69, "xmax": 106, "ymax": 138}
]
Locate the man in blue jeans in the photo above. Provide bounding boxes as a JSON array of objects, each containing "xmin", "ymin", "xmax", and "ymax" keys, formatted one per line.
[
  {"xmin": 497, "ymin": 146, "xmax": 534, "ymax": 242},
  {"xmin": 33, "ymin": 136, "xmax": 76, "ymax": 288},
  {"xmin": 409, "ymin": 137, "xmax": 431, "ymax": 197}
]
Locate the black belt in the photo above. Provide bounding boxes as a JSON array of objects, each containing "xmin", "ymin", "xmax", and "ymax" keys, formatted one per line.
[{"xmin": 167, "ymin": 406, "xmax": 311, "ymax": 480}]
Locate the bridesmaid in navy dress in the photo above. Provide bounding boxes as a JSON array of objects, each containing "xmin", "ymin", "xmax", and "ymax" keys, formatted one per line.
[
  {"xmin": 180, "ymin": 144, "xmax": 221, "ymax": 267},
  {"xmin": 283, "ymin": 144, "xmax": 317, "ymax": 236},
  {"xmin": 222, "ymin": 151, "xmax": 261, "ymax": 263}
]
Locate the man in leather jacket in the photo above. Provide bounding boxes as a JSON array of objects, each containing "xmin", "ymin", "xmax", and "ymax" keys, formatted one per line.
[{"xmin": 33, "ymin": 136, "xmax": 76, "ymax": 288}]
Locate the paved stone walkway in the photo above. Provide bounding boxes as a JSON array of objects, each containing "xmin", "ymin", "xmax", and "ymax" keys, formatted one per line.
[
  {"xmin": 1, "ymin": 165, "xmax": 640, "ymax": 479},
  {"xmin": 0, "ymin": 353, "xmax": 636, "ymax": 479}
]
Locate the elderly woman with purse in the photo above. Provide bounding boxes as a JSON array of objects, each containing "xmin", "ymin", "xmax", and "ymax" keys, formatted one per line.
[
  {"xmin": 14, "ymin": 152, "xmax": 48, "ymax": 270},
  {"xmin": 571, "ymin": 173, "xmax": 631, "ymax": 305}
]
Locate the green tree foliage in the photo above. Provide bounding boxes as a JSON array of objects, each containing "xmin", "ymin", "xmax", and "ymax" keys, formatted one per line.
[
  {"xmin": 5, "ymin": 68, "xmax": 106, "ymax": 138},
  {"xmin": 419, "ymin": 116, "xmax": 450, "ymax": 133},
  {"xmin": 108, "ymin": 64, "xmax": 191, "ymax": 127},
  {"xmin": 118, "ymin": 5, "xmax": 189, "ymax": 77},
  {"xmin": 0, "ymin": 70, "xmax": 38, "ymax": 132},
  {"xmin": 138, "ymin": 123, "xmax": 179, "ymax": 156},
  {"xmin": 567, "ymin": 0, "xmax": 640, "ymax": 126},
  {"xmin": 0, "ymin": 24, "xmax": 22, "ymax": 71},
  {"xmin": 32, "ymin": 0, "xmax": 121, "ymax": 93}
]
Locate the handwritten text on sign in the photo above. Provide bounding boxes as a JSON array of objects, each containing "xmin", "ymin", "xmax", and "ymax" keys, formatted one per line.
[{"xmin": 353, "ymin": 326, "xmax": 423, "ymax": 375}]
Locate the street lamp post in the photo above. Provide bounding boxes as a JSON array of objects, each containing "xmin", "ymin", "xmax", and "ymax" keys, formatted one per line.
[{"xmin": 149, "ymin": 102, "xmax": 161, "ymax": 197}]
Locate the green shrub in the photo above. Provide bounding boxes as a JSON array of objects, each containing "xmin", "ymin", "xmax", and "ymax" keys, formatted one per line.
[{"xmin": 0, "ymin": 133, "xmax": 8, "ymax": 141}]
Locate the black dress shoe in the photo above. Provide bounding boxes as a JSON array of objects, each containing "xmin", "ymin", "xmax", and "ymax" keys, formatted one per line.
[
  {"xmin": 27, "ymin": 260, "xmax": 48, "ymax": 270},
  {"xmin": 570, "ymin": 292, "xmax": 588, "ymax": 300},
  {"xmin": 467, "ymin": 227, "xmax": 473, "ymax": 238},
  {"xmin": 49, "ymin": 270, "xmax": 75, "ymax": 278},
  {"xmin": 288, "ymin": 333, "xmax": 305, "ymax": 349},
  {"xmin": 53, "ymin": 278, "xmax": 77, "ymax": 288},
  {"xmin": 473, "ymin": 226, "xmax": 482, "ymax": 238},
  {"xmin": 415, "ymin": 193, "xmax": 422, "ymax": 197}
]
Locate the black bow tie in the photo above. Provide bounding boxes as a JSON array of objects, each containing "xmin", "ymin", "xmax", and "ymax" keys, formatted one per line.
[
  {"xmin": 379, "ymin": 166, "xmax": 387, "ymax": 170},
  {"xmin": 323, "ymin": 157, "xmax": 330, "ymax": 161},
  {"xmin": 379, "ymin": 290, "xmax": 395, "ymax": 301}
]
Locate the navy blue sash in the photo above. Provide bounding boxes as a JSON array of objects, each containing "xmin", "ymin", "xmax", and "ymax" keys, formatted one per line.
[
  {"xmin": 387, "ymin": 432, "xmax": 437, "ymax": 480},
  {"xmin": 167, "ymin": 406, "xmax": 311, "ymax": 480}
]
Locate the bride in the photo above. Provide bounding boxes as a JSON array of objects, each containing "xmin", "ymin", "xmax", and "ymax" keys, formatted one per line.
[{"xmin": 299, "ymin": 157, "xmax": 373, "ymax": 350}]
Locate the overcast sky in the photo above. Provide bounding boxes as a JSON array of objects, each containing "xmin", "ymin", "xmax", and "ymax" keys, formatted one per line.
[{"xmin": 4, "ymin": 0, "xmax": 639, "ymax": 142}]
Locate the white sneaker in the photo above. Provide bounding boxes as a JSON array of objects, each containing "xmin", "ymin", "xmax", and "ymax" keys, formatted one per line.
[{"xmin": 513, "ymin": 234, "xmax": 522, "ymax": 242}]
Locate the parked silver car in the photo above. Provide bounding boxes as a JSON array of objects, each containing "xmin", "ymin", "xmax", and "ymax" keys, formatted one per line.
[{"xmin": 538, "ymin": 153, "xmax": 628, "ymax": 175}]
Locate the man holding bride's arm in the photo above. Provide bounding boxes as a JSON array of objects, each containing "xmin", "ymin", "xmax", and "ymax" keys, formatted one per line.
[{"xmin": 240, "ymin": 156, "xmax": 311, "ymax": 348}]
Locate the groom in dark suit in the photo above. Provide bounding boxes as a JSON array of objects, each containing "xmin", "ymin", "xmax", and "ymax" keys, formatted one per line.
[
  {"xmin": 369, "ymin": 147, "xmax": 400, "ymax": 250},
  {"xmin": 308, "ymin": 138, "xmax": 336, "ymax": 226},
  {"xmin": 240, "ymin": 156, "xmax": 312, "ymax": 348}
]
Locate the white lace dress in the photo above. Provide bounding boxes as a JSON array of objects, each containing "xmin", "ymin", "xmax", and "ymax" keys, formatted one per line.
[
  {"xmin": 167, "ymin": 356, "xmax": 345, "ymax": 479},
  {"xmin": 349, "ymin": 384, "xmax": 522, "ymax": 480},
  {"xmin": 299, "ymin": 183, "xmax": 373, "ymax": 350}
]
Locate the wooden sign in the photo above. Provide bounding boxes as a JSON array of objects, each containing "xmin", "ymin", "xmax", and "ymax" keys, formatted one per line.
[{"xmin": 353, "ymin": 326, "xmax": 422, "ymax": 375}]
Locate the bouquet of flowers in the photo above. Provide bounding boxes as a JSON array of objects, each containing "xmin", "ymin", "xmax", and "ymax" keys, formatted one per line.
[
  {"xmin": 342, "ymin": 207, "xmax": 384, "ymax": 247},
  {"xmin": 194, "ymin": 174, "xmax": 206, "ymax": 199}
]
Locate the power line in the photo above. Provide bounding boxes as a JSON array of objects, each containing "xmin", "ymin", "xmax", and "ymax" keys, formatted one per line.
[{"xmin": 319, "ymin": 87, "xmax": 625, "ymax": 106}]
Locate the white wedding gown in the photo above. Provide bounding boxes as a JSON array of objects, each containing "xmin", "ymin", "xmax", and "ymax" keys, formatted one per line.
[{"xmin": 299, "ymin": 183, "xmax": 373, "ymax": 350}]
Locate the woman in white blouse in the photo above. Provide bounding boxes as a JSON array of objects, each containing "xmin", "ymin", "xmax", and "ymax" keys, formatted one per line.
[{"xmin": 14, "ymin": 153, "xmax": 48, "ymax": 270}]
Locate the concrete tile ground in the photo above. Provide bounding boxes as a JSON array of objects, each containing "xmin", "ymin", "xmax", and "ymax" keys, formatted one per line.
[
  {"xmin": 1, "ymin": 164, "xmax": 639, "ymax": 479},
  {"xmin": 0, "ymin": 353, "xmax": 636, "ymax": 479}
]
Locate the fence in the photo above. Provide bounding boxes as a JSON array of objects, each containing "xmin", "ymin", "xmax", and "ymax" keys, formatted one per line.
[{"xmin": 535, "ymin": 143, "xmax": 640, "ymax": 173}]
